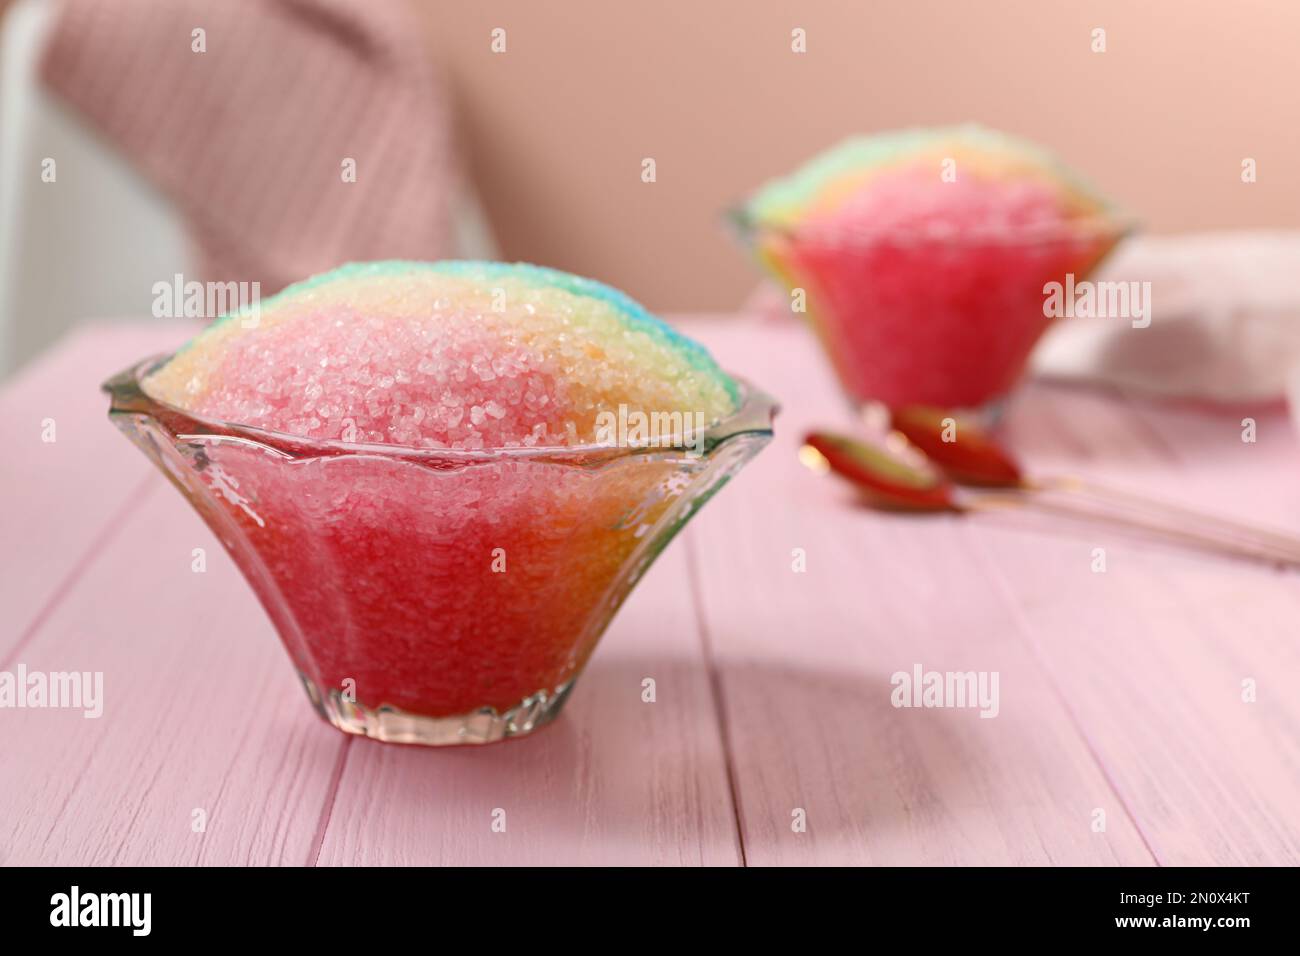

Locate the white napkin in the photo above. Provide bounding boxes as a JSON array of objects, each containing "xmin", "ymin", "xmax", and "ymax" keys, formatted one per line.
[{"xmin": 1032, "ymin": 232, "xmax": 1300, "ymax": 409}]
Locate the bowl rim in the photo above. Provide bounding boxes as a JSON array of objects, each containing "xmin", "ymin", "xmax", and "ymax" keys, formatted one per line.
[{"xmin": 103, "ymin": 354, "xmax": 778, "ymax": 466}]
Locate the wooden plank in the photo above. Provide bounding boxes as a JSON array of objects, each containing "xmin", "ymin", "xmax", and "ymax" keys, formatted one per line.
[
  {"xmin": 676, "ymin": 318, "xmax": 1156, "ymax": 865},
  {"xmin": 962, "ymin": 384, "xmax": 1300, "ymax": 865},
  {"xmin": 0, "ymin": 321, "xmax": 197, "ymax": 658},
  {"xmin": 1, "ymin": 321, "xmax": 339, "ymax": 865},
  {"xmin": 0, "ymin": 478, "xmax": 343, "ymax": 865},
  {"xmin": 11, "ymin": 315, "xmax": 1295, "ymax": 866},
  {"xmin": 316, "ymin": 545, "xmax": 743, "ymax": 866}
]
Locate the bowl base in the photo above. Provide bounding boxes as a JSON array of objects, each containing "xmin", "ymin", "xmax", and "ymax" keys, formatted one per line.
[
  {"xmin": 299, "ymin": 673, "xmax": 576, "ymax": 746},
  {"xmin": 858, "ymin": 396, "xmax": 1009, "ymax": 432}
]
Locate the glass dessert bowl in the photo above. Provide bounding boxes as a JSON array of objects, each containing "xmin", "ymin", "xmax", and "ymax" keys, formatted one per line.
[
  {"xmin": 732, "ymin": 126, "xmax": 1133, "ymax": 419},
  {"xmin": 104, "ymin": 358, "xmax": 775, "ymax": 745},
  {"xmin": 733, "ymin": 209, "xmax": 1130, "ymax": 416}
]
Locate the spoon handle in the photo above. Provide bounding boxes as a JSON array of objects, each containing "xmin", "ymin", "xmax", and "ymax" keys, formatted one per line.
[
  {"xmin": 966, "ymin": 488, "xmax": 1300, "ymax": 568},
  {"xmin": 1032, "ymin": 474, "xmax": 1300, "ymax": 558}
]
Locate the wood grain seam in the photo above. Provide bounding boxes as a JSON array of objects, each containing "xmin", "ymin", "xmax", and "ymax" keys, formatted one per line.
[
  {"xmin": 683, "ymin": 531, "xmax": 747, "ymax": 867},
  {"xmin": 1, "ymin": 471, "xmax": 158, "ymax": 668},
  {"xmin": 1112, "ymin": 388, "xmax": 1187, "ymax": 467},
  {"xmin": 308, "ymin": 736, "xmax": 352, "ymax": 867},
  {"xmin": 964, "ymin": 523, "xmax": 1165, "ymax": 866},
  {"xmin": 107, "ymin": 758, "xmax": 169, "ymax": 867}
]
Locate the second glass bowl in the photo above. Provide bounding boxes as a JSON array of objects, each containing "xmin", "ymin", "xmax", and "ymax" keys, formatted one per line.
[{"xmin": 733, "ymin": 210, "xmax": 1131, "ymax": 416}]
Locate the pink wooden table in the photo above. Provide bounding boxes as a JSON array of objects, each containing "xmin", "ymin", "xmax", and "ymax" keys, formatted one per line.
[{"xmin": 3, "ymin": 317, "xmax": 1300, "ymax": 866}]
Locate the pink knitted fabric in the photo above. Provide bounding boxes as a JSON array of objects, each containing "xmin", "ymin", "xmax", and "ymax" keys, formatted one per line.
[{"xmin": 39, "ymin": 0, "xmax": 456, "ymax": 294}]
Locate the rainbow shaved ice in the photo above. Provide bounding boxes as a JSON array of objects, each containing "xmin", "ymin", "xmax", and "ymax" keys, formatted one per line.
[
  {"xmin": 144, "ymin": 260, "xmax": 738, "ymax": 448},
  {"xmin": 740, "ymin": 125, "xmax": 1125, "ymax": 409},
  {"xmin": 126, "ymin": 262, "xmax": 765, "ymax": 740},
  {"xmin": 746, "ymin": 125, "xmax": 1110, "ymax": 230}
]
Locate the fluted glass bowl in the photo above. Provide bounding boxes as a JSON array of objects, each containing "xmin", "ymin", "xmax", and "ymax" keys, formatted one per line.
[
  {"xmin": 104, "ymin": 357, "xmax": 776, "ymax": 745},
  {"xmin": 732, "ymin": 208, "xmax": 1132, "ymax": 415}
]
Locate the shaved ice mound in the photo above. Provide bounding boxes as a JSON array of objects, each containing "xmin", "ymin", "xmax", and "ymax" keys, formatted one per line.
[
  {"xmin": 112, "ymin": 261, "xmax": 773, "ymax": 743},
  {"xmin": 805, "ymin": 166, "xmax": 1082, "ymax": 239},
  {"xmin": 144, "ymin": 260, "xmax": 739, "ymax": 449},
  {"xmin": 745, "ymin": 124, "xmax": 1112, "ymax": 232},
  {"xmin": 737, "ymin": 125, "xmax": 1127, "ymax": 410}
]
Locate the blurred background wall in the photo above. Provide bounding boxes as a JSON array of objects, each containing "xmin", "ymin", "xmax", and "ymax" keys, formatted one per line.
[
  {"xmin": 421, "ymin": 0, "xmax": 1300, "ymax": 310},
  {"xmin": 2, "ymin": 0, "xmax": 1297, "ymax": 372}
]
